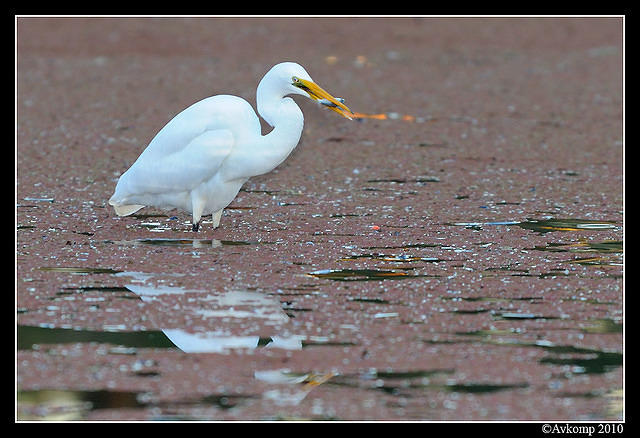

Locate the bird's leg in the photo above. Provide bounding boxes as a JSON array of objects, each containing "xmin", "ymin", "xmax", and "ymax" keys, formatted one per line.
[
  {"xmin": 191, "ymin": 193, "xmax": 205, "ymax": 233},
  {"xmin": 212, "ymin": 209, "xmax": 223, "ymax": 228}
]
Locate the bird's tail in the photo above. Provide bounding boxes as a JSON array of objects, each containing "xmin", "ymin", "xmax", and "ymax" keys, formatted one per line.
[{"xmin": 109, "ymin": 198, "xmax": 145, "ymax": 216}]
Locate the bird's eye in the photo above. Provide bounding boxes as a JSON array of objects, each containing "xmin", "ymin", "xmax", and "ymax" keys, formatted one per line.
[{"xmin": 292, "ymin": 76, "xmax": 300, "ymax": 83}]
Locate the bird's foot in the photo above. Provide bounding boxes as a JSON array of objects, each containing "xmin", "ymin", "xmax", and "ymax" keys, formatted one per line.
[{"xmin": 192, "ymin": 221, "xmax": 200, "ymax": 232}]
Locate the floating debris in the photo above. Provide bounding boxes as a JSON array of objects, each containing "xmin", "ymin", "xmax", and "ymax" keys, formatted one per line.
[
  {"xmin": 538, "ymin": 346, "xmax": 623, "ymax": 374},
  {"xmin": 307, "ymin": 268, "xmax": 432, "ymax": 281},
  {"xmin": 449, "ymin": 218, "xmax": 618, "ymax": 233},
  {"xmin": 496, "ymin": 312, "xmax": 556, "ymax": 320},
  {"xmin": 340, "ymin": 254, "xmax": 441, "ymax": 263},
  {"xmin": 363, "ymin": 243, "xmax": 440, "ymax": 250},
  {"xmin": 105, "ymin": 238, "xmax": 270, "ymax": 247},
  {"xmin": 568, "ymin": 256, "xmax": 622, "ymax": 266},
  {"xmin": 23, "ymin": 197, "xmax": 55, "ymax": 202},
  {"xmin": 531, "ymin": 240, "xmax": 622, "ymax": 253},
  {"xmin": 444, "ymin": 382, "xmax": 529, "ymax": 394},
  {"xmin": 516, "ymin": 218, "xmax": 618, "ymax": 233},
  {"xmin": 528, "ymin": 239, "xmax": 622, "ymax": 266},
  {"xmin": 373, "ymin": 312, "xmax": 399, "ymax": 319},
  {"xmin": 582, "ymin": 318, "xmax": 622, "ymax": 334},
  {"xmin": 449, "ymin": 221, "xmax": 520, "ymax": 228},
  {"xmin": 329, "ymin": 369, "xmax": 527, "ymax": 395},
  {"xmin": 39, "ymin": 267, "xmax": 122, "ymax": 274},
  {"xmin": 449, "ymin": 332, "xmax": 622, "ymax": 375}
]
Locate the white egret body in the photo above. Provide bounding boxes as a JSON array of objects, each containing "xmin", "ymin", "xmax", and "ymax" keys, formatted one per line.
[{"xmin": 109, "ymin": 62, "xmax": 353, "ymax": 231}]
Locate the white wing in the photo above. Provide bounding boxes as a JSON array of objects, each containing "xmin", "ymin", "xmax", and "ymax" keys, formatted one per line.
[
  {"xmin": 118, "ymin": 128, "xmax": 234, "ymax": 196},
  {"xmin": 109, "ymin": 95, "xmax": 260, "ymax": 215}
]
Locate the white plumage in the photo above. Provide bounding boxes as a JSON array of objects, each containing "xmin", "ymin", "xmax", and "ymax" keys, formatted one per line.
[{"xmin": 109, "ymin": 62, "xmax": 353, "ymax": 231}]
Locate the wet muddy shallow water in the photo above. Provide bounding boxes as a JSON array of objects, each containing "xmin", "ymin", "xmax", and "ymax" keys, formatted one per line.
[{"xmin": 17, "ymin": 17, "xmax": 623, "ymax": 421}]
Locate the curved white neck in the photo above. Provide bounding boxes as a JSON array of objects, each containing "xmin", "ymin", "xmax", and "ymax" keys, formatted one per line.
[
  {"xmin": 256, "ymin": 96, "xmax": 304, "ymax": 173},
  {"xmin": 222, "ymin": 87, "xmax": 304, "ymax": 182}
]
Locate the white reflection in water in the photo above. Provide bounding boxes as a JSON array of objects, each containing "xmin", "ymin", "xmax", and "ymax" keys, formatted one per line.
[
  {"xmin": 162, "ymin": 330, "xmax": 304, "ymax": 353},
  {"xmin": 115, "ymin": 271, "xmax": 188, "ymax": 300},
  {"xmin": 114, "ymin": 271, "xmax": 326, "ymax": 406},
  {"xmin": 115, "ymin": 271, "xmax": 302, "ymax": 353},
  {"xmin": 194, "ymin": 290, "xmax": 289, "ymax": 323}
]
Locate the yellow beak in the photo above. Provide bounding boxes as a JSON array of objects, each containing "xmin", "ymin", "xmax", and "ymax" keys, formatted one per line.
[{"xmin": 294, "ymin": 77, "xmax": 354, "ymax": 120}]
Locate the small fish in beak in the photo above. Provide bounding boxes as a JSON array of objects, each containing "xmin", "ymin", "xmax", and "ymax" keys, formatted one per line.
[
  {"xmin": 317, "ymin": 97, "xmax": 346, "ymax": 107},
  {"xmin": 292, "ymin": 77, "xmax": 354, "ymax": 120}
]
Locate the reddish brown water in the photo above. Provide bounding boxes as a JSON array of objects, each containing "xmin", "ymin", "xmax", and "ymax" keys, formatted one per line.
[{"xmin": 17, "ymin": 17, "xmax": 623, "ymax": 421}]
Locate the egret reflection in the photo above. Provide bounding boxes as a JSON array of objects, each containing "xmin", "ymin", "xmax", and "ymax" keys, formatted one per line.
[
  {"xmin": 115, "ymin": 271, "xmax": 303, "ymax": 353},
  {"xmin": 113, "ymin": 271, "xmax": 330, "ymax": 409}
]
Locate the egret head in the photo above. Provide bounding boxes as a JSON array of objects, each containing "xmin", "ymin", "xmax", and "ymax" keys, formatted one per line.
[{"xmin": 266, "ymin": 62, "xmax": 354, "ymax": 120}]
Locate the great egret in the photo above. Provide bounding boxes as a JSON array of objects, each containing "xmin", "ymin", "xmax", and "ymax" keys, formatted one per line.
[{"xmin": 109, "ymin": 62, "xmax": 353, "ymax": 231}]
